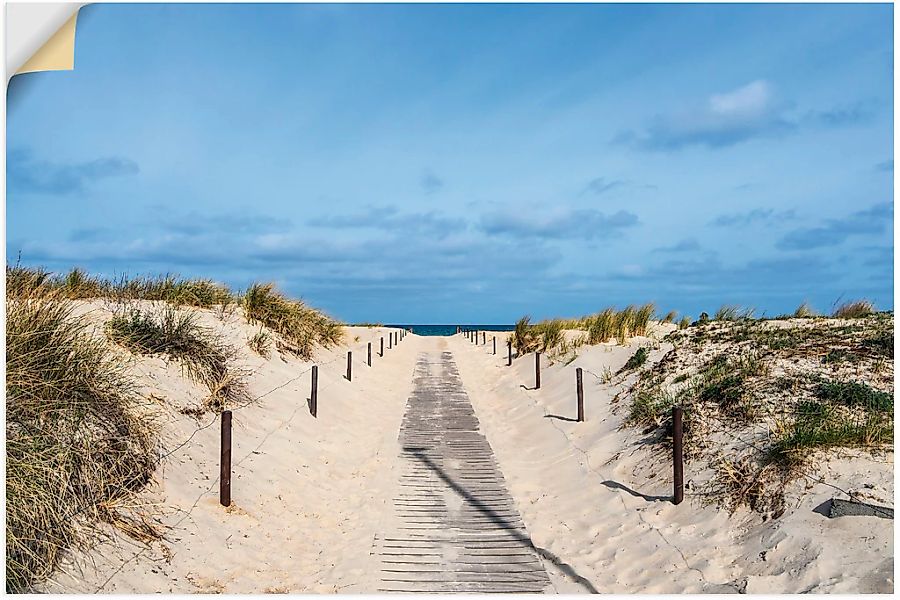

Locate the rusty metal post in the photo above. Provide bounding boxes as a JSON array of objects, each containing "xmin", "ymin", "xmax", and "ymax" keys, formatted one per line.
[
  {"xmin": 220, "ymin": 410, "xmax": 232, "ymax": 507},
  {"xmin": 673, "ymin": 406, "xmax": 684, "ymax": 505},
  {"xmin": 535, "ymin": 353, "xmax": 541, "ymax": 389},
  {"xmin": 310, "ymin": 366, "xmax": 318, "ymax": 418},
  {"xmin": 507, "ymin": 340, "xmax": 512, "ymax": 366},
  {"xmin": 347, "ymin": 351, "xmax": 352, "ymax": 381},
  {"xmin": 493, "ymin": 336, "xmax": 496, "ymax": 355},
  {"xmin": 367, "ymin": 342, "xmax": 372, "ymax": 366},
  {"xmin": 576, "ymin": 367, "xmax": 584, "ymax": 422}
]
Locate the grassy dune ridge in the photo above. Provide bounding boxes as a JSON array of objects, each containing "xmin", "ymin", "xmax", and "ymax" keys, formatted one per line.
[
  {"xmin": 624, "ymin": 308, "xmax": 893, "ymax": 516},
  {"xmin": 5, "ymin": 265, "xmax": 344, "ymax": 591}
]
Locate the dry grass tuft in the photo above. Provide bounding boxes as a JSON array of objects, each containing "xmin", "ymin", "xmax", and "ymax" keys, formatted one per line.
[
  {"xmin": 106, "ymin": 306, "xmax": 246, "ymax": 412},
  {"xmin": 832, "ymin": 299, "xmax": 875, "ymax": 319},
  {"xmin": 6, "ymin": 289, "xmax": 158, "ymax": 591}
]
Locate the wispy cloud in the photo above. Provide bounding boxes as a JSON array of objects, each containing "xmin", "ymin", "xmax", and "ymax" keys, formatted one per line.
[
  {"xmin": 777, "ymin": 202, "xmax": 892, "ymax": 250},
  {"xmin": 421, "ymin": 170, "xmax": 444, "ymax": 194},
  {"xmin": 616, "ymin": 80, "xmax": 795, "ymax": 151},
  {"xmin": 581, "ymin": 177, "xmax": 625, "ymax": 196},
  {"xmin": 159, "ymin": 212, "xmax": 292, "ymax": 236},
  {"xmin": 479, "ymin": 208, "xmax": 638, "ymax": 240},
  {"xmin": 652, "ymin": 238, "xmax": 701, "ymax": 253},
  {"xmin": 8, "ymin": 148, "xmax": 139, "ymax": 195},
  {"xmin": 712, "ymin": 208, "xmax": 796, "ymax": 227},
  {"xmin": 616, "ymin": 80, "xmax": 872, "ymax": 152},
  {"xmin": 309, "ymin": 205, "xmax": 467, "ymax": 238}
]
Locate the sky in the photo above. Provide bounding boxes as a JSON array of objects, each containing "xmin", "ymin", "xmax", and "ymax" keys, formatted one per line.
[{"xmin": 6, "ymin": 3, "xmax": 894, "ymax": 323}]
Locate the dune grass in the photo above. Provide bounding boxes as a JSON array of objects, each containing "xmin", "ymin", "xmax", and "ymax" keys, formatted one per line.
[
  {"xmin": 248, "ymin": 328, "xmax": 272, "ymax": 357},
  {"xmin": 832, "ymin": 299, "xmax": 875, "ymax": 319},
  {"xmin": 106, "ymin": 306, "xmax": 245, "ymax": 411},
  {"xmin": 6, "ymin": 289, "xmax": 157, "ymax": 592},
  {"xmin": 242, "ymin": 283, "xmax": 343, "ymax": 359},
  {"xmin": 6, "ymin": 265, "xmax": 235, "ymax": 308},
  {"xmin": 619, "ymin": 347, "xmax": 649, "ymax": 373},
  {"xmin": 793, "ymin": 301, "xmax": 817, "ymax": 318}
]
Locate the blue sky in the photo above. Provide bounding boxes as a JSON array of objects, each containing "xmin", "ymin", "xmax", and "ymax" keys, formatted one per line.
[{"xmin": 7, "ymin": 3, "xmax": 894, "ymax": 323}]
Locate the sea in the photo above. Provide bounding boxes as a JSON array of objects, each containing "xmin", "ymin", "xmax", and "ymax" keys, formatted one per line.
[{"xmin": 386, "ymin": 324, "xmax": 516, "ymax": 337}]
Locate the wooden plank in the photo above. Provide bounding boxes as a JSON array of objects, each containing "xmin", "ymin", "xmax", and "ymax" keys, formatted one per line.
[{"xmin": 374, "ymin": 352, "xmax": 552, "ymax": 593}]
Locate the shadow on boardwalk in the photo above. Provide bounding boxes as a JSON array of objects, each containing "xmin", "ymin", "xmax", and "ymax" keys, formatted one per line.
[{"xmin": 406, "ymin": 447, "xmax": 600, "ymax": 593}]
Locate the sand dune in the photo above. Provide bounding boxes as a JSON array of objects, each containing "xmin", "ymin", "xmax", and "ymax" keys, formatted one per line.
[{"xmin": 38, "ymin": 308, "xmax": 892, "ymax": 593}]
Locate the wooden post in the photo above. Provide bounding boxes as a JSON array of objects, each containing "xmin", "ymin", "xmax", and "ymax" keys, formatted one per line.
[
  {"xmin": 576, "ymin": 367, "xmax": 584, "ymax": 422},
  {"xmin": 388, "ymin": 332, "xmax": 392, "ymax": 349},
  {"xmin": 673, "ymin": 406, "xmax": 684, "ymax": 505},
  {"xmin": 310, "ymin": 366, "xmax": 318, "ymax": 418},
  {"xmin": 535, "ymin": 353, "xmax": 541, "ymax": 389},
  {"xmin": 380, "ymin": 336, "xmax": 384, "ymax": 356},
  {"xmin": 493, "ymin": 336, "xmax": 496, "ymax": 355},
  {"xmin": 507, "ymin": 340, "xmax": 512, "ymax": 366},
  {"xmin": 220, "ymin": 410, "xmax": 232, "ymax": 507},
  {"xmin": 482, "ymin": 331, "xmax": 486, "ymax": 345},
  {"xmin": 367, "ymin": 342, "xmax": 372, "ymax": 366},
  {"xmin": 346, "ymin": 351, "xmax": 352, "ymax": 381}
]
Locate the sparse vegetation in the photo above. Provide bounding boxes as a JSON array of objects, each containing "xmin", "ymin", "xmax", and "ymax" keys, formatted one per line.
[
  {"xmin": 7, "ymin": 289, "xmax": 158, "ymax": 592},
  {"xmin": 629, "ymin": 312, "xmax": 893, "ymax": 516},
  {"xmin": 793, "ymin": 301, "xmax": 817, "ymax": 318},
  {"xmin": 620, "ymin": 347, "xmax": 649, "ymax": 373},
  {"xmin": 248, "ymin": 328, "xmax": 272, "ymax": 357},
  {"xmin": 106, "ymin": 306, "xmax": 246, "ymax": 411},
  {"xmin": 714, "ymin": 304, "xmax": 755, "ymax": 321}
]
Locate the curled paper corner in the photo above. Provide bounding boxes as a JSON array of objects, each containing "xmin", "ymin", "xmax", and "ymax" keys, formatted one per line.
[
  {"xmin": 7, "ymin": 3, "xmax": 85, "ymax": 80},
  {"xmin": 16, "ymin": 11, "xmax": 79, "ymax": 75}
]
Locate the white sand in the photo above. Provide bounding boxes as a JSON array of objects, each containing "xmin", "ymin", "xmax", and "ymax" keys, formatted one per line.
[{"xmin": 41, "ymin": 312, "xmax": 892, "ymax": 593}]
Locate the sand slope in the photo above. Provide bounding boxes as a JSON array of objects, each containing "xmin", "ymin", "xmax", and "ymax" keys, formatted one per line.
[
  {"xmin": 452, "ymin": 332, "xmax": 893, "ymax": 593},
  {"xmin": 44, "ymin": 302, "xmax": 417, "ymax": 593}
]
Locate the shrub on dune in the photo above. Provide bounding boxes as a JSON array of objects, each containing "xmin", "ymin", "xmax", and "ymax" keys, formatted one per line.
[{"xmin": 6, "ymin": 291, "xmax": 157, "ymax": 592}]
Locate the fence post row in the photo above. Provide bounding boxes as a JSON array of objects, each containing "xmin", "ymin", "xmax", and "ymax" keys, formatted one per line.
[
  {"xmin": 220, "ymin": 410, "xmax": 232, "ymax": 507},
  {"xmin": 347, "ymin": 351, "xmax": 352, "ymax": 381},
  {"xmin": 367, "ymin": 342, "xmax": 372, "ymax": 366},
  {"xmin": 310, "ymin": 365, "xmax": 318, "ymax": 418},
  {"xmin": 576, "ymin": 367, "xmax": 584, "ymax": 422},
  {"xmin": 535, "ymin": 353, "xmax": 541, "ymax": 389},
  {"xmin": 673, "ymin": 406, "xmax": 684, "ymax": 505}
]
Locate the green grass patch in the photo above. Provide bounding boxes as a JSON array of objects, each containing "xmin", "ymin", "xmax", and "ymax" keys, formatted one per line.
[
  {"xmin": 816, "ymin": 380, "xmax": 893, "ymax": 412},
  {"xmin": 620, "ymin": 347, "xmax": 649, "ymax": 373}
]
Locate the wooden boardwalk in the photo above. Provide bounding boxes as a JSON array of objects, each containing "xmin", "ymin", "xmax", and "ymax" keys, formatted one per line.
[{"xmin": 374, "ymin": 351, "xmax": 552, "ymax": 593}]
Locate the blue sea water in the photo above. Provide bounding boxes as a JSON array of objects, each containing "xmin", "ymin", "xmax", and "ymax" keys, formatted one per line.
[{"xmin": 387, "ymin": 324, "xmax": 515, "ymax": 336}]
